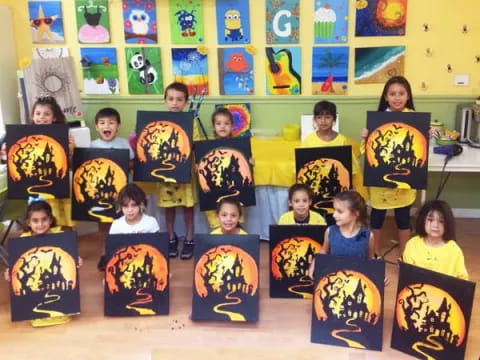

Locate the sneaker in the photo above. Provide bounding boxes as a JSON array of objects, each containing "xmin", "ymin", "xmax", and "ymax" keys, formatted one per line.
[
  {"xmin": 169, "ymin": 233, "xmax": 179, "ymax": 258},
  {"xmin": 97, "ymin": 255, "xmax": 106, "ymax": 272},
  {"xmin": 180, "ymin": 237, "xmax": 194, "ymax": 260}
]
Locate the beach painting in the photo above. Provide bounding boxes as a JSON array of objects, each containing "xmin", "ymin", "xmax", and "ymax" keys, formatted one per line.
[
  {"xmin": 218, "ymin": 47, "xmax": 254, "ymax": 95},
  {"xmin": 312, "ymin": 46, "xmax": 348, "ymax": 95},
  {"xmin": 314, "ymin": 0, "xmax": 348, "ymax": 43},
  {"xmin": 171, "ymin": 48, "xmax": 208, "ymax": 95},
  {"xmin": 216, "ymin": 0, "xmax": 250, "ymax": 44},
  {"xmin": 28, "ymin": 1, "xmax": 64, "ymax": 43},
  {"xmin": 355, "ymin": 0, "xmax": 408, "ymax": 37},
  {"xmin": 80, "ymin": 47, "xmax": 119, "ymax": 94},
  {"xmin": 354, "ymin": 46, "xmax": 405, "ymax": 84}
]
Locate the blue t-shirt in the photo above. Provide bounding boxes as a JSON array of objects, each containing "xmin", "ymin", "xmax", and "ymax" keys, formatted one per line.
[{"xmin": 328, "ymin": 225, "xmax": 370, "ymax": 259}]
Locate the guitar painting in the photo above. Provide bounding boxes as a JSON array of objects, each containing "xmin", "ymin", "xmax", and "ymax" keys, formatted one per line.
[{"xmin": 265, "ymin": 47, "xmax": 301, "ymax": 95}]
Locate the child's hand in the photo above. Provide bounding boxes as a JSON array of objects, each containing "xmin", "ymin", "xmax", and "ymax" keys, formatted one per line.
[
  {"xmin": 0, "ymin": 143, "xmax": 7, "ymax": 161},
  {"xmin": 360, "ymin": 128, "xmax": 369, "ymax": 140},
  {"xmin": 77, "ymin": 256, "xmax": 83, "ymax": 268},
  {"xmin": 4, "ymin": 268, "xmax": 10, "ymax": 282},
  {"xmin": 384, "ymin": 277, "xmax": 390, "ymax": 286},
  {"xmin": 249, "ymin": 157, "xmax": 255, "ymax": 167}
]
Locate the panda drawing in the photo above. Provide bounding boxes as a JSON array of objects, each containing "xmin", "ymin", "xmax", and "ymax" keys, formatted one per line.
[{"xmin": 129, "ymin": 53, "xmax": 158, "ymax": 85}]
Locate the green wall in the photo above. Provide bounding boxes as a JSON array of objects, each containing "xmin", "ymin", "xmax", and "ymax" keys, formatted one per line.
[{"xmin": 81, "ymin": 95, "xmax": 480, "ymax": 210}]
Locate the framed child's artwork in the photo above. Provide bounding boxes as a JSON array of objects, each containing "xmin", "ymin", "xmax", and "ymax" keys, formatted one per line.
[
  {"xmin": 168, "ymin": 0, "xmax": 204, "ymax": 44},
  {"xmin": 75, "ymin": 0, "xmax": 110, "ymax": 43},
  {"xmin": 134, "ymin": 111, "xmax": 194, "ymax": 183},
  {"xmin": 355, "ymin": 0, "xmax": 408, "ymax": 37},
  {"xmin": 218, "ymin": 48, "xmax": 254, "ymax": 95},
  {"xmin": 354, "ymin": 46, "xmax": 405, "ymax": 84},
  {"xmin": 72, "ymin": 148, "xmax": 129, "ymax": 222},
  {"xmin": 122, "ymin": 0, "xmax": 158, "ymax": 44},
  {"xmin": 6, "ymin": 124, "xmax": 69, "ymax": 200},
  {"xmin": 312, "ymin": 47, "xmax": 349, "ymax": 95},
  {"xmin": 265, "ymin": 47, "xmax": 301, "ymax": 95},
  {"xmin": 265, "ymin": 0, "xmax": 300, "ymax": 44},
  {"xmin": 104, "ymin": 233, "xmax": 169, "ymax": 317},
  {"xmin": 80, "ymin": 47, "xmax": 119, "ymax": 94},
  {"xmin": 295, "ymin": 146, "xmax": 352, "ymax": 218},
  {"xmin": 215, "ymin": 0, "xmax": 250, "ymax": 44},
  {"xmin": 314, "ymin": 0, "xmax": 348, "ymax": 43},
  {"xmin": 364, "ymin": 111, "xmax": 430, "ymax": 190},
  {"xmin": 192, "ymin": 234, "xmax": 260, "ymax": 322},
  {"xmin": 8, "ymin": 232, "xmax": 80, "ymax": 322},
  {"xmin": 269, "ymin": 225, "xmax": 326, "ymax": 299},
  {"xmin": 214, "ymin": 104, "xmax": 251, "ymax": 137},
  {"xmin": 195, "ymin": 137, "xmax": 255, "ymax": 211},
  {"xmin": 391, "ymin": 263, "xmax": 475, "ymax": 360},
  {"xmin": 28, "ymin": 1, "xmax": 64, "ymax": 43},
  {"xmin": 171, "ymin": 48, "xmax": 208, "ymax": 96},
  {"xmin": 125, "ymin": 47, "xmax": 163, "ymax": 95},
  {"xmin": 311, "ymin": 254, "xmax": 385, "ymax": 350}
]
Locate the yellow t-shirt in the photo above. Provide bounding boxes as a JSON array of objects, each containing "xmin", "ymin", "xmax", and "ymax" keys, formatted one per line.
[
  {"xmin": 402, "ymin": 235, "xmax": 468, "ymax": 280},
  {"xmin": 278, "ymin": 210, "xmax": 326, "ymax": 225},
  {"xmin": 210, "ymin": 227, "xmax": 248, "ymax": 235},
  {"xmin": 301, "ymin": 132, "xmax": 368, "ymax": 201},
  {"xmin": 20, "ymin": 226, "xmax": 63, "ymax": 237}
]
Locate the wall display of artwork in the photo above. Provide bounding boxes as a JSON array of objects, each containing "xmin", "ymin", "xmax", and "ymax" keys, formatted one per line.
[
  {"xmin": 265, "ymin": 46, "xmax": 301, "ymax": 95},
  {"xmin": 314, "ymin": 0, "xmax": 348, "ymax": 43},
  {"xmin": 218, "ymin": 47, "xmax": 254, "ymax": 95},
  {"xmin": 312, "ymin": 46, "xmax": 348, "ymax": 95},
  {"xmin": 169, "ymin": 0, "xmax": 204, "ymax": 44},
  {"xmin": 75, "ymin": 0, "xmax": 110, "ymax": 43},
  {"xmin": 266, "ymin": 0, "xmax": 300, "ymax": 44},
  {"xmin": 28, "ymin": 1, "xmax": 64, "ymax": 43},
  {"xmin": 125, "ymin": 47, "xmax": 163, "ymax": 95},
  {"xmin": 214, "ymin": 103, "xmax": 251, "ymax": 137},
  {"xmin": 216, "ymin": 0, "xmax": 250, "ymax": 44},
  {"xmin": 171, "ymin": 48, "xmax": 208, "ymax": 95},
  {"xmin": 355, "ymin": 0, "xmax": 408, "ymax": 37},
  {"xmin": 122, "ymin": 0, "xmax": 158, "ymax": 44},
  {"xmin": 80, "ymin": 47, "xmax": 119, "ymax": 94},
  {"xmin": 354, "ymin": 46, "xmax": 405, "ymax": 84}
]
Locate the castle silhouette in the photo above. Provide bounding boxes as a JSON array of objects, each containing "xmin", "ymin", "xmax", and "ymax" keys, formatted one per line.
[
  {"xmin": 144, "ymin": 128, "xmax": 186, "ymax": 164},
  {"xmin": 301, "ymin": 162, "xmax": 345, "ymax": 198},
  {"xmin": 373, "ymin": 130, "xmax": 423, "ymax": 168},
  {"xmin": 276, "ymin": 240, "xmax": 317, "ymax": 279},
  {"xmin": 201, "ymin": 152, "xmax": 252, "ymax": 192},
  {"xmin": 416, "ymin": 297, "xmax": 459, "ymax": 346},
  {"xmin": 78, "ymin": 165, "xmax": 118, "ymax": 202},
  {"xmin": 109, "ymin": 252, "xmax": 161, "ymax": 292}
]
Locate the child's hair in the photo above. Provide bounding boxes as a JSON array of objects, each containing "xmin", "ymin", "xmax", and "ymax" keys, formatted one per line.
[
  {"xmin": 334, "ymin": 191, "xmax": 368, "ymax": 227},
  {"xmin": 288, "ymin": 183, "xmax": 313, "ymax": 201},
  {"xmin": 95, "ymin": 107, "xmax": 121, "ymax": 124},
  {"xmin": 377, "ymin": 76, "xmax": 415, "ymax": 111},
  {"xmin": 31, "ymin": 96, "xmax": 66, "ymax": 124},
  {"xmin": 25, "ymin": 200, "xmax": 57, "ymax": 229},
  {"xmin": 164, "ymin": 82, "xmax": 189, "ymax": 102},
  {"xmin": 216, "ymin": 198, "xmax": 243, "ymax": 218},
  {"xmin": 116, "ymin": 183, "xmax": 148, "ymax": 212},
  {"xmin": 415, "ymin": 200, "xmax": 456, "ymax": 241},
  {"xmin": 211, "ymin": 107, "xmax": 234, "ymax": 126},
  {"xmin": 313, "ymin": 100, "xmax": 336, "ymax": 118}
]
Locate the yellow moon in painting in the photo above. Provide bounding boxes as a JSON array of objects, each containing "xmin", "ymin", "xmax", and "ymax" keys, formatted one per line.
[
  {"xmin": 7, "ymin": 135, "xmax": 68, "ymax": 181},
  {"xmin": 297, "ymin": 158, "xmax": 350, "ymax": 195},
  {"xmin": 73, "ymin": 158, "xmax": 127, "ymax": 203},
  {"xmin": 396, "ymin": 283, "xmax": 466, "ymax": 346},
  {"xmin": 314, "ymin": 270, "xmax": 381, "ymax": 323},
  {"xmin": 365, "ymin": 122, "xmax": 427, "ymax": 168},
  {"xmin": 11, "ymin": 246, "xmax": 76, "ymax": 295},
  {"xmin": 136, "ymin": 121, "xmax": 190, "ymax": 163}
]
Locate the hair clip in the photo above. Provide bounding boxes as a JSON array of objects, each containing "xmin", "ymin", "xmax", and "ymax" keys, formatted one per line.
[
  {"xmin": 446, "ymin": 64, "xmax": 453, "ymax": 73},
  {"xmin": 422, "ymin": 23, "xmax": 430, "ymax": 32},
  {"xmin": 462, "ymin": 25, "xmax": 469, "ymax": 34},
  {"xmin": 28, "ymin": 195, "xmax": 46, "ymax": 205}
]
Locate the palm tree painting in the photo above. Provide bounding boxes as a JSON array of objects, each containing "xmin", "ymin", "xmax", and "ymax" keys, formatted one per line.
[{"xmin": 312, "ymin": 47, "xmax": 348, "ymax": 95}]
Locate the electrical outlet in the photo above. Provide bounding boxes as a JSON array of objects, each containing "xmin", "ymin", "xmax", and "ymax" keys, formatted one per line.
[{"xmin": 454, "ymin": 74, "xmax": 469, "ymax": 86}]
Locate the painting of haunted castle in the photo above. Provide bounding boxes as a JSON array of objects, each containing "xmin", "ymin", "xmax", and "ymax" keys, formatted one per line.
[
  {"xmin": 72, "ymin": 148, "xmax": 129, "ymax": 222},
  {"xmin": 270, "ymin": 225, "xmax": 326, "ymax": 299},
  {"xmin": 311, "ymin": 255, "xmax": 385, "ymax": 350},
  {"xmin": 364, "ymin": 111, "xmax": 430, "ymax": 189},
  {"xmin": 192, "ymin": 234, "xmax": 260, "ymax": 323},
  {"xmin": 134, "ymin": 111, "xmax": 193, "ymax": 183},
  {"xmin": 195, "ymin": 137, "xmax": 255, "ymax": 211},
  {"xmin": 296, "ymin": 146, "xmax": 352, "ymax": 219},
  {"xmin": 104, "ymin": 233, "xmax": 169, "ymax": 317},
  {"xmin": 6, "ymin": 124, "xmax": 69, "ymax": 199},
  {"xmin": 8, "ymin": 232, "xmax": 80, "ymax": 322},
  {"xmin": 391, "ymin": 263, "xmax": 475, "ymax": 360}
]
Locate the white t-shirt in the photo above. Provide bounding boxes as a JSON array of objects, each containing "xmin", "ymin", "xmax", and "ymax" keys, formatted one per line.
[
  {"xmin": 109, "ymin": 214, "xmax": 160, "ymax": 234},
  {"xmin": 91, "ymin": 137, "xmax": 134, "ymax": 160}
]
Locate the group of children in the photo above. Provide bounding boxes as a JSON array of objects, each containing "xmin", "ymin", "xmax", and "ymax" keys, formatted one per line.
[{"xmin": 2, "ymin": 75, "xmax": 469, "ymax": 327}]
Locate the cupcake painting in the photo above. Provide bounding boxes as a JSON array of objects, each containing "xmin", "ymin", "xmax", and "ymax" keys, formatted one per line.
[{"xmin": 314, "ymin": 1, "xmax": 348, "ymax": 43}]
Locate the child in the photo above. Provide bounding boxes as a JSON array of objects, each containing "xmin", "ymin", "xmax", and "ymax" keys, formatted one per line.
[
  {"xmin": 360, "ymin": 76, "xmax": 416, "ymax": 255},
  {"xmin": 109, "ymin": 183, "xmax": 159, "ymax": 234},
  {"xmin": 158, "ymin": 82, "xmax": 199, "ymax": 260},
  {"xmin": 4, "ymin": 200, "xmax": 81, "ymax": 327},
  {"xmin": 210, "ymin": 199, "xmax": 247, "ymax": 235},
  {"xmin": 403, "ymin": 200, "xmax": 468, "ymax": 280},
  {"xmin": 91, "ymin": 107, "xmax": 134, "ymax": 160},
  {"xmin": 301, "ymin": 100, "xmax": 368, "ymax": 224},
  {"xmin": 278, "ymin": 183, "xmax": 326, "ymax": 225}
]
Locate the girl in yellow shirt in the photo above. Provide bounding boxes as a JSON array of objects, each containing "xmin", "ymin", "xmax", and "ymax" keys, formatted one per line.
[
  {"xmin": 403, "ymin": 200, "xmax": 468, "ymax": 280},
  {"xmin": 210, "ymin": 199, "xmax": 247, "ymax": 235},
  {"xmin": 278, "ymin": 183, "xmax": 326, "ymax": 225}
]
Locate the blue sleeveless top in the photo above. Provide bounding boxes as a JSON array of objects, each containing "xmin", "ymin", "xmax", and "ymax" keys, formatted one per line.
[{"xmin": 328, "ymin": 225, "xmax": 370, "ymax": 259}]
